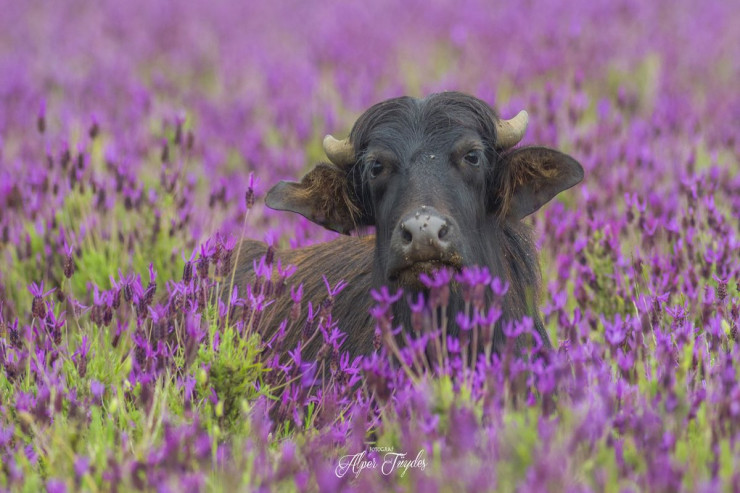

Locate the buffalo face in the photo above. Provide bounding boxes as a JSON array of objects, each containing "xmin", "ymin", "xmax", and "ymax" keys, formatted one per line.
[{"xmin": 266, "ymin": 92, "xmax": 583, "ymax": 291}]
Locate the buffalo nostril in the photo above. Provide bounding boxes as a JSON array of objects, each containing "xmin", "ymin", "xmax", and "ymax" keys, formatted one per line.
[
  {"xmin": 400, "ymin": 224, "xmax": 413, "ymax": 244},
  {"xmin": 438, "ymin": 223, "xmax": 449, "ymax": 240}
]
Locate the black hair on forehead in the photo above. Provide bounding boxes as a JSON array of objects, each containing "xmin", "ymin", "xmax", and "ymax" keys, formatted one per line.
[
  {"xmin": 349, "ymin": 96, "xmax": 418, "ymax": 155},
  {"xmin": 420, "ymin": 92, "xmax": 500, "ymax": 142},
  {"xmin": 349, "ymin": 92, "xmax": 501, "ymax": 156}
]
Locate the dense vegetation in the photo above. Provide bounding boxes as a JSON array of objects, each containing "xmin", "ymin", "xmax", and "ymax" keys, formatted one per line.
[{"xmin": 1, "ymin": 1, "xmax": 739, "ymax": 491}]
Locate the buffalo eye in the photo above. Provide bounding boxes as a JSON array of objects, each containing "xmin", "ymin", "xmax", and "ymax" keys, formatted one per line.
[
  {"xmin": 369, "ymin": 160, "xmax": 384, "ymax": 179},
  {"xmin": 463, "ymin": 150, "xmax": 481, "ymax": 167}
]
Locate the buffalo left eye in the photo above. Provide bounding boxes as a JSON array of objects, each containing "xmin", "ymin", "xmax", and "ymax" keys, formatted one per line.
[
  {"xmin": 464, "ymin": 151, "xmax": 480, "ymax": 167},
  {"xmin": 369, "ymin": 160, "xmax": 384, "ymax": 178}
]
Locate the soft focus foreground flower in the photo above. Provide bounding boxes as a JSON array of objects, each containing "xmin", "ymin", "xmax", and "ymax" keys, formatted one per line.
[{"xmin": 0, "ymin": 0, "xmax": 739, "ymax": 491}]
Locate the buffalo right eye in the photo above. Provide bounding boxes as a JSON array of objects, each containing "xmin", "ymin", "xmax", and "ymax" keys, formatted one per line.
[
  {"xmin": 464, "ymin": 151, "xmax": 481, "ymax": 167},
  {"xmin": 369, "ymin": 160, "xmax": 384, "ymax": 178}
]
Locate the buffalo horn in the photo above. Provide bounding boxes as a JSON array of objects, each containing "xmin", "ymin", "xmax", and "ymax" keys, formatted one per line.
[
  {"xmin": 322, "ymin": 135, "xmax": 355, "ymax": 166},
  {"xmin": 495, "ymin": 110, "xmax": 529, "ymax": 148}
]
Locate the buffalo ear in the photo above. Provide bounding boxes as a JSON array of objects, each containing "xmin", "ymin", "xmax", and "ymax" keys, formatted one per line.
[
  {"xmin": 497, "ymin": 146, "xmax": 584, "ymax": 220},
  {"xmin": 265, "ymin": 162, "xmax": 367, "ymax": 234}
]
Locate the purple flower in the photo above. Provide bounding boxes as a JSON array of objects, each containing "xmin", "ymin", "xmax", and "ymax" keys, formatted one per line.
[
  {"xmin": 490, "ymin": 277, "xmax": 509, "ymax": 297},
  {"xmin": 28, "ymin": 281, "xmax": 55, "ymax": 319},
  {"xmin": 46, "ymin": 479, "xmax": 67, "ymax": 493},
  {"xmin": 90, "ymin": 380, "xmax": 105, "ymax": 403},
  {"xmin": 74, "ymin": 455, "xmax": 90, "ymax": 478},
  {"xmin": 322, "ymin": 275, "xmax": 348, "ymax": 298},
  {"xmin": 245, "ymin": 172, "xmax": 256, "ymax": 209},
  {"xmin": 419, "ymin": 267, "xmax": 452, "ymax": 289},
  {"xmin": 61, "ymin": 240, "xmax": 75, "ymax": 278},
  {"xmin": 603, "ymin": 314, "xmax": 627, "ymax": 347},
  {"xmin": 148, "ymin": 263, "xmax": 157, "ymax": 284},
  {"xmin": 0, "ymin": 424, "xmax": 14, "ymax": 447},
  {"xmin": 370, "ymin": 285, "xmax": 403, "ymax": 305}
]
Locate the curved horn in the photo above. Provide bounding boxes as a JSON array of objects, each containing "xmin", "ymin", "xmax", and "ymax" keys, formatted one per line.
[
  {"xmin": 495, "ymin": 110, "xmax": 529, "ymax": 148},
  {"xmin": 322, "ymin": 135, "xmax": 355, "ymax": 167}
]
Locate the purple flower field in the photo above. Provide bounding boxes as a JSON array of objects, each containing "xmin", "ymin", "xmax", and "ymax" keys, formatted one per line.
[{"xmin": 1, "ymin": 0, "xmax": 739, "ymax": 491}]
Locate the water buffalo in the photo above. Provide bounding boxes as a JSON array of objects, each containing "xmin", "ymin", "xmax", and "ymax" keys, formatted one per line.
[{"xmin": 235, "ymin": 92, "xmax": 583, "ymax": 360}]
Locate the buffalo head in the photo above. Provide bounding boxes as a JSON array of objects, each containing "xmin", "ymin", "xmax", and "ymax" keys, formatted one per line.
[{"xmin": 266, "ymin": 92, "xmax": 583, "ymax": 293}]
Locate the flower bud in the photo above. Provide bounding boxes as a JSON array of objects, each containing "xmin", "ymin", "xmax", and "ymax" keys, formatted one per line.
[
  {"xmin": 182, "ymin": 261, "xmax": 193, "ymax": 283},
  {"xmin": 246, "ymin": 188, "xmax": 255, "ymax": 210},
  {"xmin": 64, "ymin": 255, "xmax": 75, "ymax": 279},
  {"xmin": 32, "ymin": 296, "xmax": 46, "ymax": 319}
]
